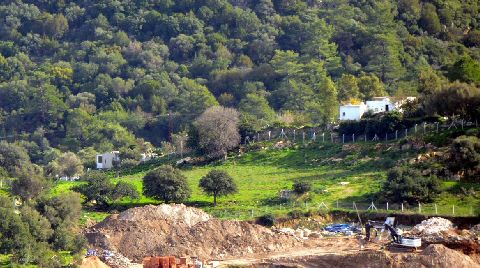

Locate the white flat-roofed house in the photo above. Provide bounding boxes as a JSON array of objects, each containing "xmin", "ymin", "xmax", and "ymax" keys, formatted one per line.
[
  {"xmin": 339, "ymin": 102, "xmax": 367, "ymax": 121},
  {"xmin": 96, "ymin": 151, "xmax": 120, "ymax": 169},
  {"xmin": 365, "ymin": 97, "xmax": 396, "ymax": 114},
  {"xmin": 339, "ymin": 97, "xmax": 417, "ymax": 121}
]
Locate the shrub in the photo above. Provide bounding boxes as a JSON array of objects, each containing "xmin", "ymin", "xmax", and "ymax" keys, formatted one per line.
[
  {"xmin": 143, "ymin": 165, "xmax": 191, "ymax": 203},
  {"xmin": 381, "ymin": 166, "xmax": 440, "ymax": 204},
  {"xmin": 293, "ymin": 181, "xmax": 312, "ymax": 195},
  {"xmin": 288, "ymin": 209, "xmax": 304, "ymax": 219},
  {"xmin": 256, "ymin": 214, "xmax": 276, "ymax": 227},
  {"xmin": 199, "ymin": 169, "xmax": 237, "ymax": 206}
]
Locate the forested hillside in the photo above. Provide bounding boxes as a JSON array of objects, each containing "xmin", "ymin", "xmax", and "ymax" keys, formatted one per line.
[{"xmin": 0, "ymin": 0, "xmax": 479, "ymax": 157}]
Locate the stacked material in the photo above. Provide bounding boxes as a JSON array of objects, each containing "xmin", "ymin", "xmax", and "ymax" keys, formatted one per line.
[{"xmin": 86, "ymin": 204, "xmax": 300, "ymax": 262}]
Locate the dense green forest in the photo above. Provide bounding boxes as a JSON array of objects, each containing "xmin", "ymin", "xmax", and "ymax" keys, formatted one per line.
[
  {"xmin": 0, "ymin": 0, "xmax": 479, "ymax": 160},
  {"xmin": 1, "ymin": 0, "xmax": 480, "ymax": 265}
]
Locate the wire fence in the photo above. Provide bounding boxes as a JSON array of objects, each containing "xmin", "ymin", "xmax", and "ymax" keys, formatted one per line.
[
  {"xmin": 209, "ymin": 200, "xmax": 477, "ymax": 220},
  {"xmin": 244, "ymin": 118, "xmax": 478, "ymax": 145}
]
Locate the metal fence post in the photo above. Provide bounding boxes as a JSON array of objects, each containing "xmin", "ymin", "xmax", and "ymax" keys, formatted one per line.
[
  {"xmin": 452, "ymin": 205, "xmax": 455, "ymax": 215},
  {"xmin": 386, "ymin": 202, "xmax": 389, "ymax": 211},
  {"xmin": 418, "ymin": 202, "xmax": 421, "ymax": 214},
  {"xmin": 352, "ymin": 134, "xmax": 355, "ymax": 143},
  {"xmin": 395, "ymin": 130, "xmax": 398, "ymax": 140},
  {"xmin": 435, "ymin": 204, "xmax": 438, "ymax": 214},
  {"xmin": 342, "ymin": 134, "xmax": 345, "ymax": 144},
  {"xmin": 401, "ymin": 203, "xmax": 404, "ymax": 212}
]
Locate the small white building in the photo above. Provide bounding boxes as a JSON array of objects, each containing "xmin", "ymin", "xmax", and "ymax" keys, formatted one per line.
[
  {"xmin": 339, "ymin": 102, "xmax": 368, "ymax": 121},
  {"xmin": 365, "ymin": 97, "xmax": 396, "ymax": 114},
  {"xmin": 96, "ymin": 151, "xmax": 120, "ymax": 169},
  {"xmin": 339, "ymin": 96, "xmax": 417, "ymax": 121}
]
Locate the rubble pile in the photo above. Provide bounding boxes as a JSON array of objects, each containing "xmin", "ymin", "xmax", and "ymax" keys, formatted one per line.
[
  {"xmin": 274, "ymin": 227, "xmax": 321, "ymax": 239},
  {"xmin": 411, "ymin": 217, "xmax": 455, "ymax": 236},
  {"xmin": 86, "ymin": 204, "xmax": 301, "ymax": 263},
  {"xmin": 411, "ymin": 217, "xmax": 480, "ymax": 255}
]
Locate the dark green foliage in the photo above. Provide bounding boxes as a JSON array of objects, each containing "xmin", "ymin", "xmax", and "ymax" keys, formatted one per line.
[
  {"xmin": 338, "ymin": 111, "xmax": 411, "ymax": 136},
  {"xmin": 11, "ymin": 172, "xmax": 48, "ymax": 201},
  {"xmin": 0, "ymin": 194, "xmax": 84, "ymax": 265},
  {"xmin": 381, "ymin": 166, "xmax": 441, "ymax": 204},
  {"xmin": 448, "ymin": 135, "xmax": 480, "ymax": 179},
  {"xmin": 199, "ymin": 169, "xmax": 238, "ymax": 205},
  {"xmin": 143, "ymin": 165, "xmax": 191, "ymax": 203},
  {"xmin": 256, "ymin": 214, "xmax": 276, "ymax": 227},
  {"xmin": 0, "ymin": 0, "xmax": 478, "ymax": 156},
  {"xmin": 72, "ymin": 171, "xmax": 139, "ymax": 207},
  {"xmin": 448, "ymin": 56, "xmax": 480, "ymax": 84},
  {"xmin": 424, "ymin": 81, "xmax": 480, "ymax": 120},
  {"xmin": 292, "ymin": 181, "xmax": 312, "ymax": 195},
  {"xmin": 0, "ymin": 141, "xmax": 31, "ymax": 177},
  {"xmin": 288, "ymin": 209, "xmax": 304, "ymax": 219}
]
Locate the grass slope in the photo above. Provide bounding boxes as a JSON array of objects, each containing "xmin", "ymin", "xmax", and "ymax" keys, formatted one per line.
[{"xmin": 50, "ymin": 139, "xmax": 480, "ymax": 220}]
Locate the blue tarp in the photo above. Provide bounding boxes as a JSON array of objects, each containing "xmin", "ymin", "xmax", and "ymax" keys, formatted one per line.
[{"xmin": 324, "ymin": 223, "xmax": 360, "ymax": 233}]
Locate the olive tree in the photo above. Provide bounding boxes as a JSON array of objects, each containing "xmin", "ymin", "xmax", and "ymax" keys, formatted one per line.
[
  {"xmin": 143, "ymin": 165, "xmax": 191, "ymax": 203},
  {"xmin": 193, "ymin": 106, "xmax": 241, "ymax": 159},
  {"xmin": 199, "ymin": 169, "xmax": 237, "ymax": 206}
]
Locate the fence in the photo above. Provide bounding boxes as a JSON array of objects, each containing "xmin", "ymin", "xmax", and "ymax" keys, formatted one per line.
[
  {"xmin": 208, "ymin": 200, "xmax": 477, "ymax": 220},
  {"xmin": 243, "ymin": 118, "xmax": 478, "ymax": 145}
]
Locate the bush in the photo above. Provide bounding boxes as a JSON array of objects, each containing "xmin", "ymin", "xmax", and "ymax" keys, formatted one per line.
[
  {"xmin": 293, "ymin": 181, "xmax": 312, "ymax": 195},
  {"xmin": 256, "ymin": 214, "xmax": 276, "ymax": 227},
  {"xmin": 288, "ymin": 209, "xmax": 304, "ymax": 219},
  {"xmin": 142, "ymin": 165, "xmax": 191, "ymax": 203},
  {"xmin": 381, "ymin": 166, "xmax": 440, "ymax": 204},
  {"xmin": 199, "ymin": 169, "xmax": 237, "ymax": 206}
]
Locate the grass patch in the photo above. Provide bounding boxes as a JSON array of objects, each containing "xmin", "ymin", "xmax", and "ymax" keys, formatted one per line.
[{"xmin": 49, "ymin": 140, "xmax": 480, "ymax": 219}]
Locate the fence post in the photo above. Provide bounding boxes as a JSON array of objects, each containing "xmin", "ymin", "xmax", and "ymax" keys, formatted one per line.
[
  {"xmin": 423, "ymin": 122, "xmax": 427, "ymax": 133},
  {"xmin": 331, "ymin": 133, "xmax": 333, "ymax": 143},
  {"xmin": 268, "ymin": 131, "xmax": 271, "ymax": 140},
  {"xmin": 352, "ymin": 134, "xmax": 355, "ymax": 143},
  {"xmin": 418, "ymin": 202, "xmax": 421, "ymax": 214},
  {"xmin": 452, "ymin": 205, "xmax": 455, "ymax": 215},
  {"xmin": 435, "ymin": 204, "xmax": 438, "ymax": 215},
  {"xmin": 258, "ymin": 133, "xmax": 260, "ymax": 141},
  {"xmin": 415, "ymin": 124, "xmax": 417, "ymax": 134},
  {"xmin": 302, "ymin": 132, "xmax": 305, "ymax": 144},
  {"xmin": 364, "ymin": 134, "xmax": 367, "ymax": 142},
  {"xmin": 385, "ymin": 133, "xmax": 388, "ymax": 141},
  {"xmin": 293, "ymin": 129, "xmax": 296, "ymax": 141},
  {"xmin": 405, "ymin": 129, "xmax": 408, "ymax": 138},
  {"xmin": 251, "ymin": 209, "xmax": 254, "ymax": 217},
  {"xmin": 395, "ymin": 130, "xmax": 398, "ymax": 140},
  {"xmin": 336, "ymin": 200, "xmax": 339, "ymax": 208},
  {"xmin": 322, "ymin": 132, "xmax": 325, "ymax": 143},
  {"xmin": 386, "ymin": 202, "xmax": 389, "ymax": 211},
  {"xmin": 342, "ymin": 134, "xmax": 345, "ymax": 144},
  {"xmin": 436, "ymin": 122, "xmax": 439, "ymax": 133},
  {"xmin": 312, "ymin": 132, "xmax": 316, "ymax": 141},
  {"xmin": 401, "ymin": 203, "xmax": 404, "ymax": 212}
]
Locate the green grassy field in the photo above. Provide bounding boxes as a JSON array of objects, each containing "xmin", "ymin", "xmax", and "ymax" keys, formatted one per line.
[{"xmin": 51, "ymin": 140, "xmax": 480, "ymax": 220}]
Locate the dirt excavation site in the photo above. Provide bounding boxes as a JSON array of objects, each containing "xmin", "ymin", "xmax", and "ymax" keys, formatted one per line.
[{"xmin": 83, "ymin": 204, "xmax": 480, "ymax": 268}]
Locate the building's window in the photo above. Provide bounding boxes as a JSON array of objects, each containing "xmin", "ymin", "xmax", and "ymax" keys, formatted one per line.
[
  {"xmin": 97, "ymin": 155, "xmax": 103, "ymax": 164},
  {"xmin": 342, "ymin": 112, "xmax": 345, "ymax": 117}
]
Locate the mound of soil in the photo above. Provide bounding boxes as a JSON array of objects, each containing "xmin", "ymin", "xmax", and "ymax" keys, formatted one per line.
[
  {"xmin": 80, "ymin": 256, "xmax": 110, "ymax": 268},
  {"xmin": 85, "ymin": 204, "xmax": 299, "ymax": 262}
]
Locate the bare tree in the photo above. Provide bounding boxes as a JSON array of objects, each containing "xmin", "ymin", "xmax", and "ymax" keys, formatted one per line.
[{"xmin": 193, "ymin": 106, "xmax": 241, "ymax": 159}]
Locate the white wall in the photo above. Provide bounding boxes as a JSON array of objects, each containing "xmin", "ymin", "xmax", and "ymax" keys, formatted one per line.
[
  {"xmin": 366, "ymin": 98, "xmax": 395, "ymax": 114},
  {"xmin": 96, "ymin": 152, "xmax": 119, "ymax": 169},
  {"xmin": 339, "ymin": 105, "xmax": 366, "ymax": 121}
]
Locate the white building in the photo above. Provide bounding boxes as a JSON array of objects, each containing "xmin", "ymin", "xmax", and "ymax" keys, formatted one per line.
[
  {"xmin": 339, "ymin": 97, "xmax": 416, "ymax": 121},
  {"xmin": 96, "ymin": 151, "xmax": 120, "ymax": 169},
  {"xmin": 339, "ymin": 102, "xmax": 368, "ymax": 121},
  {"xmin": 365, "ymin": 97, "xmax": 396, "ymax": 114}
]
